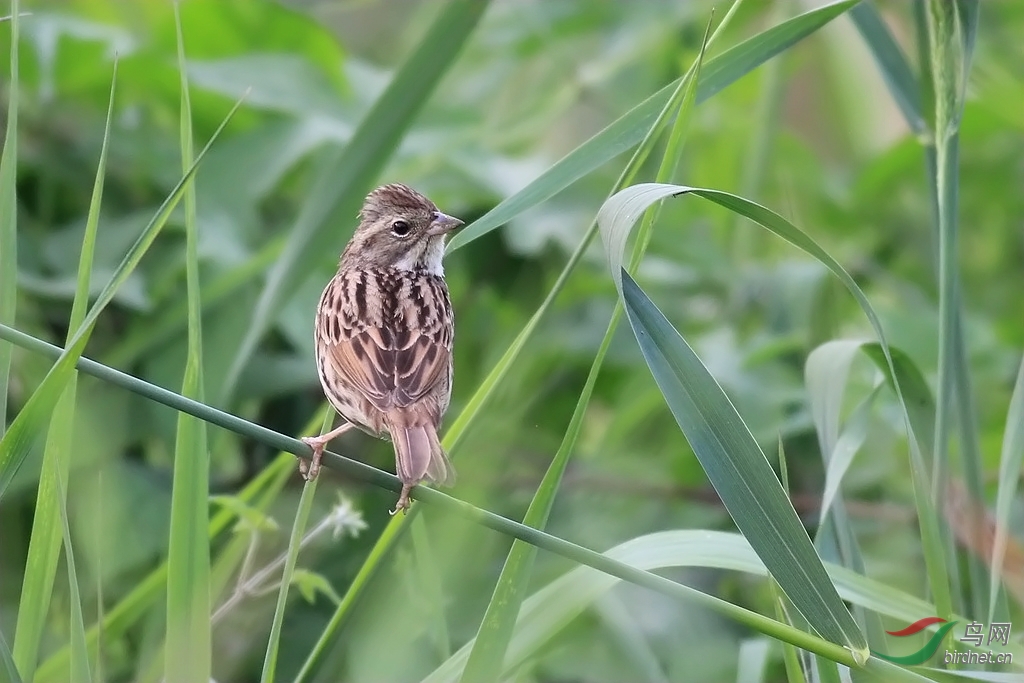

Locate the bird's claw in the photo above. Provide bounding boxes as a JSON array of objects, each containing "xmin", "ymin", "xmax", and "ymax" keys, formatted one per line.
[
  {"xmin": 299, "ymin": 436, "xmax": 325, "ymax": 481},
  {"xmin": 389, "ymin": 485, "xmax": 413, "ymax": 515}
]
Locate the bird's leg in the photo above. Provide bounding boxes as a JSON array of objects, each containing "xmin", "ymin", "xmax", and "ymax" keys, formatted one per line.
[
  {"xmin": 299, "ymin": 423, "xmax": 354, "ymax": 480},
  {"xmin": 389, "ymin": 483, "xmax": 414, "ymax": 516}
]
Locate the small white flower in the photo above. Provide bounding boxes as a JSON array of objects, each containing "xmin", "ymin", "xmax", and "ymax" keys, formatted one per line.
[{"xmin": 326, "ymin": 495, "xmax": 368, "ymax": 540}]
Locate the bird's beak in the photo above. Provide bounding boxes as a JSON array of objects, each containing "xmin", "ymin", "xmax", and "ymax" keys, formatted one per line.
[{"xmin": 427, "ymin": 211, "xmax": 464, "ymax": 236}]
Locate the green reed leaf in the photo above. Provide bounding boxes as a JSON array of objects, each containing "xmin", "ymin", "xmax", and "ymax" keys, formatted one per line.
[
  {"xmin": 0, "ymin": 0, "xmax": 20, "ymax": 438},
  {"xmin": 423, "ymin": 530, "xmax": 961, "ymax": 682},
  {"xmin": 447, "ymin": 0, "xmax": 859, "ymax": 252},
  {"xmin": 989, "ymin": 356, "xmax": 1024, "ymax": 621},
  {"xmin": 0, "ymin": 95, "xmax": 245, "ymax": 502},
  {"xmin": 164, "ymin": 11, "xmax": 212, "ymax": 683},
  {"xmin": 849, "ymin": 2, "xmax": 925, "ymax": 134},
  {"xmin": 11, "ymin": 58, "xmax": 117, "ymax": 680},
  {"xmin": 55, "ymin": 471, "xmax": 92, "ymax": 683},
  {"xmin": 221, "ymin": 0, "xmax": 491, "ymax": 403},
  {"xmin": 598, "ymin": 184, "xmax": 888, "ymax": 658},
  {"xmin": 459, "ymin": 17, "xmax": 714, "ymax": 682}
]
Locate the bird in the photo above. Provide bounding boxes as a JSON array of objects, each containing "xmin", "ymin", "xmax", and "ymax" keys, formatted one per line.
[{"xmin": 300, "ymin": 183, "xmax": 462, "ymax": 514}]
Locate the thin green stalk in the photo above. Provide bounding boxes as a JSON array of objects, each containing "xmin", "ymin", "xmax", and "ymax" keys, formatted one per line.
[
  {"xmin": 259, "ymin": 479, "xmax": 318, "ymax": 683},
  {"xmin": 0, "ymin": 322, "xmax": 858, "ymax": 669},
  {"xmin": 0, "ymin": 0, "xmax": 20, "ymax": 438},
  {"xmin": 922, "ymin": 0, "xmax": 965, "ymax": 622}
]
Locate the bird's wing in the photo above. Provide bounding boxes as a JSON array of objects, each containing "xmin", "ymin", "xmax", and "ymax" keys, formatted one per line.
[{"xmin": 319, "ymin": 269, "xmax": 452, "ymax": 415}]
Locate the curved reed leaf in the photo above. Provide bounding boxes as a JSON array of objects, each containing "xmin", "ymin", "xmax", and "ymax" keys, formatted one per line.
[
  {"xmin": 598, "ymin": 183, "xmax": 877, "ymax": 658},
  {"xmin": 422, "ymin": 530, "xmax": 965, "ymax": 683}
]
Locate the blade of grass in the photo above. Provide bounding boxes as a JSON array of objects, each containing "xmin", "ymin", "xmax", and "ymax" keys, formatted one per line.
[
  {"xmin": 447, "ymin": 0, "xmax": 859, "ymax": 252},
  {"xmin": 93, "ymin": 474, "xmax": 104, "ymax": 682},
  {"xmin": 259, "ymin": 479, "xmax": 318, "ymax": 683},
  {"xmin": 459, "ymin": 18, "xmax": 714, "ymax": 682},
  {"xmin": 620, "ymin": 270, "xmax": 864, "ymax": 656},
  {"xmin": 805, "ymin": 340, "xmax": 888, "ymax": 648},
  {"xmin": 599, "ymin": 185, "xmax": 901, "ymax": 657},
  {"xmin": 0, "ymin": 324, "xmax": 862, "ymax": 672},
  {"xmin": 55, "ymin": 471, "xmax": 92, "ymax": 683},
  {"xmin": 848, "ymin": 2, "xmax": 925, "ymax": 134},
  {"xmin": 0, "ymin": 95, "xmax": 246, "ymax": 501},
  {"xmin": 11, "ymin": 59, "xmax": 117, "ymax": 681},
  {"xmin": 0, "ymin": 0, "xmax": 20, "ymax": 436},
  {"xmin": 221, "ymin": 0, "xmax": 490, "ymax": 403},
  {"xmin": 0, "ymin": 628, "xmax": 24, "ymax": 683},
  {"xmin": 772, "ymin": 440, "xmax": 809, "ymax": 683},
  {"xmin": 164, "ymin": 11, "xmax": 211, "ymax": 683},
  {"xmin": 989, "ymin": 357, "xmax": 1024, "ymax": 621}
]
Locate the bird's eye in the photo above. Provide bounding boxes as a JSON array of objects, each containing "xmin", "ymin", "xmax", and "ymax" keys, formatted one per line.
[{"xmin": 391, "ymin": 220, "xmax": 411, "ymax": 237}]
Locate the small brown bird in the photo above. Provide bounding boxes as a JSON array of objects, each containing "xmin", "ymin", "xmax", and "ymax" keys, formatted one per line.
[{"xmin": 300, "ymin": 183, "xmax": 462, "ymax": 514}]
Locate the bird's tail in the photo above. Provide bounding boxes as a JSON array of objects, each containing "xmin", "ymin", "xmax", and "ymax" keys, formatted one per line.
[{"xmin": 385, "ymin": 412, "xmax": 455, "ymax": 488}]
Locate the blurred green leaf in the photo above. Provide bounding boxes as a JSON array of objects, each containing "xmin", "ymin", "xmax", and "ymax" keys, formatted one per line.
[
  {"xmin": 448, "ymin": 0, "xmax": 859, "ymax": 252},
  {"xmin": 849, "ymin": 2, "xmax": 925, "ymax": 134},
  {"xmin": 990, "ymin": 356, "xmax": 1024, "ymax": 621},
  {"xmin": 222, "ymin": 0, "xmax": 491, "ymax": 402},
  {"xmin": 0, "ymin": 628, "xmax": 23, "ymax": 683},
  {"xmin": 0, "ymin": 96, "xmax": 244, "ymax": 501},
  {"xmin": 210, "ymin": 494, "xmax": 280, "ymax": 533},
  {"xmin": 291, "ymin": 568, "xmax": 342, "ymax": 606}
]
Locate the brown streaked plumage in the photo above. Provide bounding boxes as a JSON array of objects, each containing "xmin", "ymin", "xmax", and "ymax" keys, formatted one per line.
[{"xmin": 300, "ymin": 183, "xmax": 462, "ymax": 514}]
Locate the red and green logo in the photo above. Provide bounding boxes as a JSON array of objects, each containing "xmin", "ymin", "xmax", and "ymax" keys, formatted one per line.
[{"xmin": 872, "ymin": 617, "xmax": 958, "ymax": 665}]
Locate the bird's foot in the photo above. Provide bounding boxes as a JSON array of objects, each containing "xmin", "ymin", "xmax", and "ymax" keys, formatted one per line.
[
  {"xmin": 299, "ymin": 436, "xmax": 328, "ymax": 481},
  {"xmin": 389, "ymin": 484, "xmax": 414, "ymax": 516}
]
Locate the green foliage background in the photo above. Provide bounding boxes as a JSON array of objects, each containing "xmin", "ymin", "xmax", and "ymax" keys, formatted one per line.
[{"xmin": 1, "ymin": 0, "xmax": 1022, "ymax": 682}]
